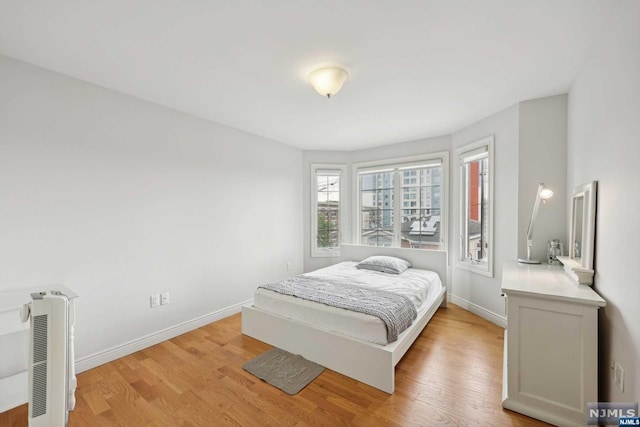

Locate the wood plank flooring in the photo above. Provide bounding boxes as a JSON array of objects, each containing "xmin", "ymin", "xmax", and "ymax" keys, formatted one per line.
[{"xmin": 0, "ymin": 304, "xmax": 549, "ymax": 426}]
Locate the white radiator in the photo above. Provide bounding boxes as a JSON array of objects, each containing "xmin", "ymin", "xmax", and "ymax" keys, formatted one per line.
[{"xmin": 23, "ymin": 291, "xmax": 76, "ymax": 427}]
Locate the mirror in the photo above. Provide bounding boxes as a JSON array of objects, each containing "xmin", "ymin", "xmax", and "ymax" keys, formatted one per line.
[
  {"xmin": 569, "ymin": 181, "xmax": 597, "ymax": 270},
  {"xmin": 572, "ymin": 196, "xmax": 584, "ymax": 260}
]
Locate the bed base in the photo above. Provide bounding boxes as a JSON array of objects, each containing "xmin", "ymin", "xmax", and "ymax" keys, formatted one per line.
[
  {"xmin": 242, "ymin": 286, "xmax": 446, "ymax": 394},
  {"xmin": 242, "ymin": 245, "xmax": 448, "ymax": 393}
]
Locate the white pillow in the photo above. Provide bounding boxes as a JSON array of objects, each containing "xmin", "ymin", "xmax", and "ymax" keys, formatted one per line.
[{"xmin": 355, "ymin": 256, "xmax": 412, "ymax": 274}]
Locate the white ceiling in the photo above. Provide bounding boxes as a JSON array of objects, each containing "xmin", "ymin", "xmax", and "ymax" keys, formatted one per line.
[{"xmin": 0, "ymin": 0, "xmax": 616, "ymax": 151}]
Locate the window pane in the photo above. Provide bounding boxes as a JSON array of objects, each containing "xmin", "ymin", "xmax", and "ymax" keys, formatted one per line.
[
  {"xmin": 361, "ymin": 174, "xmax": 376, "ymax": 191},
  {"xmin": 480, "ymin": 158, "xmax": 489, "ymax": 259},
  {"xmin": 316, "ymin": 175, "xmax": 328, "ymax": 192},
  {"xmin": 399, "ymin": 167, "xmax": 442, "ymax": 250},
  {"xmin": 464, "ymin": 158, "xmax": 488, "ymax": 262},
  {"xmin": 328, "ymin": 210, "xmax": 339, "ymax": 230},
  {"xmin": 360, "ymin": 202, "xmax": 394, "ymax": 245},
  {"xmin": 361, "ymin": 190, "xmax": 376, "ymax": 210},
  {"xmin": 362, "ymin": 230, "xmax": 394, "ymax": 247},
  {"xmin": 360, "ymin": 165, "xmax": 443, "ymax": 250},
  {"xmin": 326, "ymin": 190, "xmax": 339, "ymax": 202},
  {"xmin": 317, "ymin": 210, "xmax": 329, "ymax": 230},
  {"xmin": 317, "ymin": 230, "xmax": 330, "ymax": 248},
  {"xmin": 315, "ymin": 172, "xmax": 341, "ymax": 254},
  {"xmin": 360, "ymin": 171, "xmax": 394, "ymax": 248}
]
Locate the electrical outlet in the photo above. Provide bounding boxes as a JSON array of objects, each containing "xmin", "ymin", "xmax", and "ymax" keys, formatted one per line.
[
  {"xmin": 150, "ymin": 294, "xmax": 160, "ymax": 308},
  {"xmin": 160, "ymin": 292, "xmax": 170, "ymax": 305},
  {"xmin": 614, "ymin": 361, "xmax": 625, "ymax": 392},
  {"xmin": 287, "ymin": 262, "xmax": 292, "ymax": 271}
]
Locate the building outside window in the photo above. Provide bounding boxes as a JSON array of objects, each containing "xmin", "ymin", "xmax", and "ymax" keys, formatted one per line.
[{"xmin": 355, "ymin": 153, "xmax": 448, "ymax": 251}]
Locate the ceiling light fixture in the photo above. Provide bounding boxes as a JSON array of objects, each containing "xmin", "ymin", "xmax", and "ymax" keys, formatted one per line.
[{"xmin": 307, "ymin": 67, "xmax": 349, "ymax": 98}]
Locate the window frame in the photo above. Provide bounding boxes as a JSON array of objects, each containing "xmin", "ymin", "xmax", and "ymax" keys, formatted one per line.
[
  {"xmin": 455, "ymin": 135, "xmax": 494, "ymax": 277},
  {"xmin": 311, "ymin": 163, "xmax": 347, "ymax": 258},
  {"xmin": 352, "ymin": 152, "xmax": 449, "ymax": 251}
]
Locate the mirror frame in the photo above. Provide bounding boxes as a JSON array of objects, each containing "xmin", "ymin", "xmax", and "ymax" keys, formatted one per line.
[
  {"xmin": 569, "ymin": 181, "xmax": 597, "ymax": 270},
  {"xmin": 559, "ymin": 181, "xmax": 597, "ymax": 285}
]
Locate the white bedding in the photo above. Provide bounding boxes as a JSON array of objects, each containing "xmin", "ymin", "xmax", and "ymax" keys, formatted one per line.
[{"xmin": 253, "ymin": 261, "xmax": 444, "ymax": 345}]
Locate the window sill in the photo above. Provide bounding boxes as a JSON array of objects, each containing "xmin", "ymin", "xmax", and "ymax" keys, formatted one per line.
[
  {"xmin": 312, "ymin": 250, "xmax": 341, "ymax": 258},
  {"xmin": 455, "ymin": 260, "xmax": 493, "ymax": 278}
]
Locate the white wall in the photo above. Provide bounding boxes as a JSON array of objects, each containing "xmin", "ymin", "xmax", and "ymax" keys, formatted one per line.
[
  {"xmin": 350, "ymin": 136, "xmax": 451, "ymax": 164},
  {"xmin": 567, "ymin": 0, "xmax": 640, "ymax": 402},
  {"xmin": 518, "ymin": 95, "xmax": 567, "ymax": 262},
  {"xmin": 451, "ymin": 104, "xmax": 520, "ymax": 321},
  {"xmin": 0, "ymin": 55, "xmax": 303, "ymax": 368}
]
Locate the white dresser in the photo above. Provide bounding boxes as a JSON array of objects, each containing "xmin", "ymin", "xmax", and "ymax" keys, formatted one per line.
[{"xmin": 501, "ymin": 260, "xmax": 605, "ymax": 426}]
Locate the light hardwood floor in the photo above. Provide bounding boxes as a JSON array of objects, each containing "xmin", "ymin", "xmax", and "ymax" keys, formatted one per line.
[{"xmin": 0, "ymin": 303, "xmax": 549, "ymax": 426}]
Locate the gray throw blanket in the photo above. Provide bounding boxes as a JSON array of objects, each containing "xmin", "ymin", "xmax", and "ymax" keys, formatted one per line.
[{"xmin": 259, "ymin": 275, "xmax": 417, "ymax": 342}]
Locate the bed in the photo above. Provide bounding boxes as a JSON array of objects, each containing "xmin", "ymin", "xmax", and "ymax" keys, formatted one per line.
[{"xmin": 241, "ymin": 244, "xmax": 448, "ymax": 393}]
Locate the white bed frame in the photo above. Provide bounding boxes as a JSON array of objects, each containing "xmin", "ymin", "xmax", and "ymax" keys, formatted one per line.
[{"xmin": 241, "ymin": 244, "xmax": 448, "ymax": 394}]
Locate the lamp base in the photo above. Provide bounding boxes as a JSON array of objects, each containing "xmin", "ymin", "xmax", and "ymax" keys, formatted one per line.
[{"xmin": 518, "ymin": 258, "xmax": 541, "ymax": 264}]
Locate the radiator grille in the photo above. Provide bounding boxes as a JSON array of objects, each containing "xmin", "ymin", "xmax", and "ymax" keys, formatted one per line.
[
  {"xmin": 32, "ymin": 363, "xmax": 48, "ymax": 418},
  {"xmin": 33, "ymin": 315, "xmax": 48, "ymax": 363},
  {"xmin": 31, "ymin": 314, "xmax": 48, "ymax": 418}
]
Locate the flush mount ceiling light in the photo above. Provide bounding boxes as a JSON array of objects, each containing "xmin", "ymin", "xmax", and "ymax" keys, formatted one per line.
[{"xmin": 307, "ymin": 67, "xmax": 349, "ymax": 98}]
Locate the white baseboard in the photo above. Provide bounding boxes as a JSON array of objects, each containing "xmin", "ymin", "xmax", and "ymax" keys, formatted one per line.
[
  {"xmin": 75, "ymin": 299, "xmax": 253, "ymax": 373},
  {"xmin": 448, "ymin": 294, "xmax": 506, "ymax": 328}
]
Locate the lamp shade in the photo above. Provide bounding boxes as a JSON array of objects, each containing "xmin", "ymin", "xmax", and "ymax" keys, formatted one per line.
[
  {"xmin": 307, "ymin": 67, "xmax": 348, "ymax": 98},
  {"xmin": 540, "ymin": 188, "xmax": 553, "ymax": 199},
  {"xmin": 518, "ymin": 183, "xmax": 553, "ymax": 264}
]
